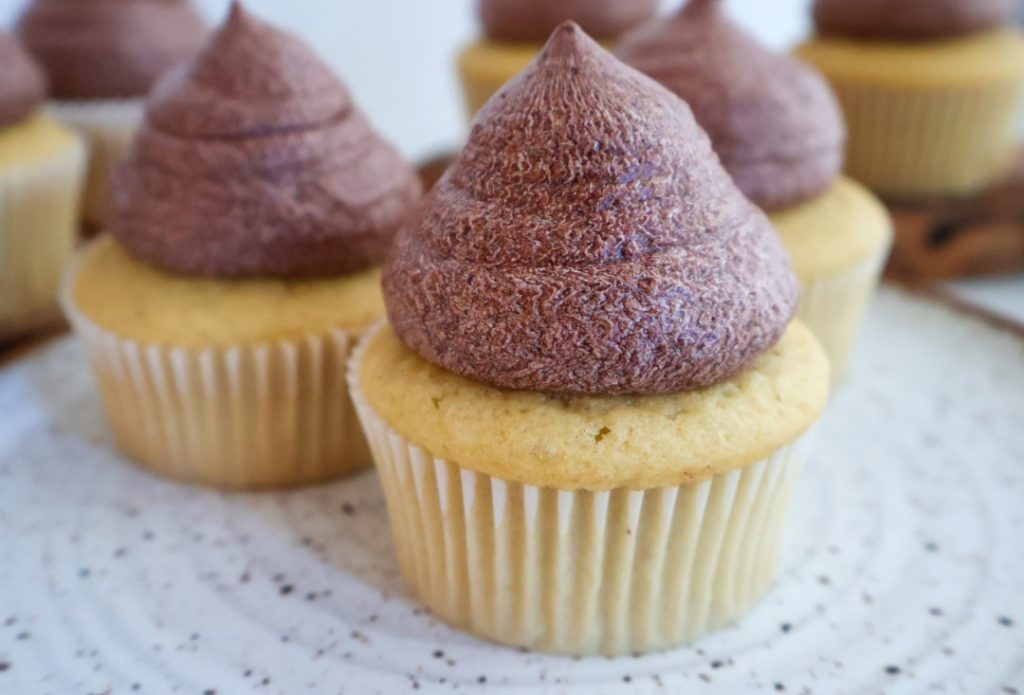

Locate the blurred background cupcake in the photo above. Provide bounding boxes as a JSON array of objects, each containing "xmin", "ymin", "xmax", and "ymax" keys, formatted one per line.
[
  {"xmin": 457, "ymin": 0, "xmax": 658, "ymax": 117},
  {"xmin": 15, "ymin": 0, "xmax": 207, "ymax": 230},
  {"xmin": 617, "ymin": 0, "xmax": 892, "ymax": 384},
  {"xmin": 798, "ymin": 0, "xmax": 1024, "ymax": 199},
  {"xmin": 62, "ymin": 3, "xmax": 421, "ymax": 489},
  {"xmin": 0, "ymin": 29, "xmax": 84, "ymax": 342}
]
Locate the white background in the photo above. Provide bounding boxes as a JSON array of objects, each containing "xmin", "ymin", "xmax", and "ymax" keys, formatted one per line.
[{"xmin": 0, "ymin": 0, "xmax": 811, "ymax": 162}]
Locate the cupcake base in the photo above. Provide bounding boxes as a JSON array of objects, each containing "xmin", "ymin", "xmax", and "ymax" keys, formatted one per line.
[
  {"xmin": 349, "ymin": 325, "xmax": 820, "ymax": 655},
  {"xmin": 770, "ymin": 178, "xmax": 893, "ymax": 385},
  {"xmin": 0, "ymin": 117, "xmax": 86, "ymax": 341},
  {"xmin": 49, "ymin": 98, "xmax": 144, "ymax": 230},
  {"xmin": 796, "ymin": 247, "xmax": 889, "ymax": 385},
  {"xmin": 68, "ymin": 314, "xmax": 368, "ymax": 489},
  {"xmin": 62, "ymin": 238, "xmax": 381, "ymax": 489},
  {"xmin": 797, "ymin": 29, "xmax": 1024, "ymax": 198}
]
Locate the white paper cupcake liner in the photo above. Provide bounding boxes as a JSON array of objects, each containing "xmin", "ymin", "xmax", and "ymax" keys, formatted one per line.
[
  {"xmin": 61, "ymin": 259, "xmax": 371, "ymax": 489},
  {"xmin": 0, "ymin": 134, "xmax": 86, "ymax": 340},
  {"xmin": 349, "ymin": 326, "xmax": 814, "ymax": 656},
  {"xmin": 833, "ymin": 80, "xmax": 1023, "ymax": 198},
  {"xmin": 798, "ymin": 245, "xmax": 891, "ymax": 386},
  {"xmin": 48, "ymin": 98, "xmax": 144, "ymax": 228}
]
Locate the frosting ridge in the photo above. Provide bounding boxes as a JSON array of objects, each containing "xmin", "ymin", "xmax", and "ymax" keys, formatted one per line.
[
  {"xmin": 16, "ymin": 0, "xmax": 207, "ymax": 99},
  {"xmin": 109, "ymin": 2, "xmax": 421, "ymax": 279},
  {"xmin": 0, "ymin": 31, "xmax": 47, "ymax": 127},
  {"xmin": 480, "ymin": 0, "xmax": 658, "ymax": 42},
  {"xmin": 384, "ymin": 22, "xmax": 799, "ymax": 396},
  {"xmin": 616, "ymin": 0, "xmax": 845, "ymax": 211},
  {"xmin": 813, "ymin": 0, "xmax": 1020, "ymax": 40}
]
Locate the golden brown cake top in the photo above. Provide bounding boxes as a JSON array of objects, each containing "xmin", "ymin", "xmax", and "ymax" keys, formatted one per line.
[
  {"xmin": 0, "ymin": 31, "xmax": 46, "ymax": 127},
  {"xmin": 616, "ymin": 0, "xmax": 845, "ymax": 211},
  {"xmin": 15, "ymin": 0, "xmax": 208, "ymax": 99},
  {"xmin": 813, "ymin": 0, "xmax": 1020, "ymax": 41},
  {"xmin": 479, "ymin": 0, "xmax": 658, "ymax": 42},
  {"xmin": 357, "ymin": 322, "xmax": 829, "ymax": 490},
  {"xmin": 384, "ymin": 23, "xmax": 799, "ymax": 397},
  {"xmin": 108, "ymin": 2, "xmax": 421, "ymax": 279}
]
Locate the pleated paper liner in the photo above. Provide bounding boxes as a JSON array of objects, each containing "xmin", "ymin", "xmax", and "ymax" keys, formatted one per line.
[
  {"xmin": 832, "ymin": 80, "xmax": 1023, "ymax": 198},
  {"xmin": 49, "ymin": 98, "xmax": 144, "ymax": 230},
  {"xmin": 61, "ymin": 256, "xmax": 371, "ymax": 490},
  {"xmin": 0, "ymin": 135, "xmax": 86, "ymax": 342},
  {"xmin": 349, "ymin": 325, "xmax": 815, "ymax": 656},
  {"xmin": 798, "ymin": 245, "xmax": 891, "ymax": 387}
]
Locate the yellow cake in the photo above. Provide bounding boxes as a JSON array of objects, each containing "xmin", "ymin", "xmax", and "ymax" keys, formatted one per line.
[
  {"xmin": 797, "ymin": 28, "xmax": 1024, "ymax": 197},
  {"xmin": 72, "ymin": 236, "xmax": 383, "ymax": 347},
  {"xmin": 0, "ymin": 115, "xmax": 86, "ymax": 340},
  {"xmin": 358, "ymin": 324, "xmax": 826, "ymax": 491}
]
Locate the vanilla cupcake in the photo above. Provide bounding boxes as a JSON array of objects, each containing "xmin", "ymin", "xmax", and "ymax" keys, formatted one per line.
[
  {"xmin": 16, "ymin": 0, "xmax": 207, "ymax": 228},
  {"xmin": 62, "ymin": 4, "xmax": 421, "ymax": 489},
  {"xmin": 617, "ymin": 0, "xmax": 892, "ymax": 384},
  {"xmin": 0, "ymin": 31, "xmax": 85, "ymax": 341},
  {"xmin": 351, "ymin": 23, "xmax": 829, "ymax": 655},
  {"xmin": 457, "ymin": 0, "xmax": 657, "ymax": 117},
  {"xmin": 798, "ymin": 0, "xmax": 1024, "ymax": 198}
]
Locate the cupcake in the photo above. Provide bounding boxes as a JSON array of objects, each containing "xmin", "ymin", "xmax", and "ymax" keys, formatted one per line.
[
  {"xmin": 61, "ymin": 3, "xmax": 421, "ymax": 489},
  {"xmin": 351, "ymin": 23, "xmax": 829, "ymax": 655},
  {"xmin": 16, "ymin": 0, "xmax": 207, "ymax": 228},
  {"xmin": 0, "ymin": 31, "xmax": 85, "ymax": 342},
  {"xmin": 457, "ymin": 0, "xmax": 657, "ymax": 117},
  {"xmin": 797, "ymin": 0, "xmax": 1024, "ymax": 198},
  {"xmin": 617, "ymin": 0, "xmax": 892, "ymax": 383}
]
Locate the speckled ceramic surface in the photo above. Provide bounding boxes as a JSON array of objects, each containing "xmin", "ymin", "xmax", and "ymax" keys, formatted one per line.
[{"xmin": 0, "ymin": 287, "xmax": 1022, "ymax": 694}]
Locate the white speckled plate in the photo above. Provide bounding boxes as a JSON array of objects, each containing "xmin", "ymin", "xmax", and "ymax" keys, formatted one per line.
[{"xmin": 1, "ymin": 286, "xmax": 1022, "ymax": 695}]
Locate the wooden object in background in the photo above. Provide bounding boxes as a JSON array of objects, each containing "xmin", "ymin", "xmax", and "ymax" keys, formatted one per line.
[{"xmin": 885, "ymin": 151, "xmax": 1024, "ymax": 281}]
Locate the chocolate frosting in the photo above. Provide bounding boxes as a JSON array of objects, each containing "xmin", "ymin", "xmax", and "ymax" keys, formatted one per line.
[
  {"xmin": 0, "ymin": 31, "xmax": 47, "ymax": 128},
  {"xmin": 616, "ymin": 0, "xmax": 845, "ymax": 212},
  {"xmin": 108, "ymin": 3, "xmax": 421, "ymax": 279},
  {"xmin": 15, "ymin": 0, "xmax": 207, "ymax": 99},
  {"xmin": 813, "ymin": 0, "xmax": 1020, "ymax": 40},
  {"xmin": 480, "ymin": 0, "xmax": 658, "ymax": 42},
  {"xmin": 384, "ymin": 23, "xmax": 799, "ymax": 396}
]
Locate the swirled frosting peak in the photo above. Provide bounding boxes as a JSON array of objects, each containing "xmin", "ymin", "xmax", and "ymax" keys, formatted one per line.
[
  {"xmin": 15, "ymin": 0, "xmax": 207, "ymax": 99},
  {"xmin": 813, "ymin": 0, "xmax": 1019, "ymax": 40},
  {"xmin": 384, "ymin": 22, "xmax": 799, "ymax": 396},
  {"xmin": 0, "ymin": 31, "xmax": 47, "ymax": 128},
  {"xmin": 480, "ymin": 0, "xmax": 658, "ymax": 42},
  {"xmin": 616, "ymin": 0, "xmax": 845, "ymax": 211},
  {"xmin": 109, "ymin": 2, "xmax": 422, "ymax": 279}
]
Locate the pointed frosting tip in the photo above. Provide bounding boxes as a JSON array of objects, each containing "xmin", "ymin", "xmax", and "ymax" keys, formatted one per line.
[
  {"xmin": 384, "ymin": 18, "xmax": 799, "ymax": 395},
  {"xmin": 108, "ymin": 4, "xmax": 421, "ymax": 279},
  {"xmin": 539, "ymin": 21, "xmax": 594, "ymax": 60},
  {"xmin": 225, "ymin": 0, "xmax": 249, "ymax": 29}
]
